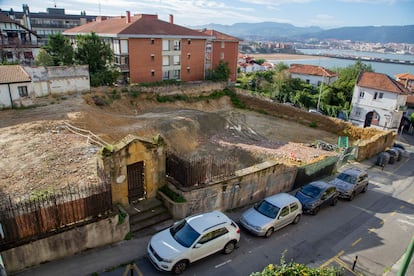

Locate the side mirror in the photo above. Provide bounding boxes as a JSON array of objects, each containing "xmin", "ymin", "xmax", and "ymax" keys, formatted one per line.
[{"xmin": 194, "ymin": 243, "xmax": 202, "ymax": 249}]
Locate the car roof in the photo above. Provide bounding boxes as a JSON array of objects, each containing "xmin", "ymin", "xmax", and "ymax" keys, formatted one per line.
[
  {"xmin": 305, "ymin": 180, "xmax": 332, "ymax": 189},
  {"xmin": 340, "ymin": 167, "xmax": 367, "ymax": 177},
  {"xmin": 264, "ymin": 192, "xmax": 299, "ymax": 208},
  {"xmin": 185, "ymin": 210, "xmax": 231, "ymax": 233}
]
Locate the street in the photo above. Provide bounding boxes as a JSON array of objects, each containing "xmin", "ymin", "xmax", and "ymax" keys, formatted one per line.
[{"xmin": 104, "ymin": 142, "xmax": 414, "ymax": 276}]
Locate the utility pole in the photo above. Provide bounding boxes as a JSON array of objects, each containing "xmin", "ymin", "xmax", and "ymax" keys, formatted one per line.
[{"xmin": 317, "ymin": 67, "xmax": 325, "ymax": 112}]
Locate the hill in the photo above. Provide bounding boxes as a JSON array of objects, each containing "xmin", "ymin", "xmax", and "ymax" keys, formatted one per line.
[{"xmin": 193, "ymin": 23, "xmax": 414, "ymax": 43}]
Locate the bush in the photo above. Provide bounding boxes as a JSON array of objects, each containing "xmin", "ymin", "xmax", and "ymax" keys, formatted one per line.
[{"xmin": 159, "ymin": 185, "xmax": 186, "ymax": 203}]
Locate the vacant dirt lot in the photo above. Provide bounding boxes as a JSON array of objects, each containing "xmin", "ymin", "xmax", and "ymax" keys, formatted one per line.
[{"xmin": 0, "ymin": 89, "xmax": 338, "ymax": 202}]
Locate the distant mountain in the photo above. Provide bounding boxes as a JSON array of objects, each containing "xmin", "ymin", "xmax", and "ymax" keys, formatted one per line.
[
  {"xmin": 301, "ymin": 25, "xmax": 414, "ymax": 44},
  {"xmin": 192, "ymin": 22, "xmax": 414, "ymax": 44},
  {"xmin": 192, "ymin": 22, "xmax": 322, "ymax": 41}
]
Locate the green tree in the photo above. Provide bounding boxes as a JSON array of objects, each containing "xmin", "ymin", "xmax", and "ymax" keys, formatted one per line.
[
  {"xmin": 210, "ymin": 60, "xmax": 231, "ymax": 81},
  {"xmin": 255, "ymin": 58, "xmax": 266, "ymax": 65},
  {"xmin": 35, "ymin": 49, "xmax": 54, "ymax": 66},
  {"xmin": 43, "ymin": 33, "xmax": 74, "ymax": 66},
  {"xmin": 74, "ymin": 32, "xmax": 117, "ymax": 86}
]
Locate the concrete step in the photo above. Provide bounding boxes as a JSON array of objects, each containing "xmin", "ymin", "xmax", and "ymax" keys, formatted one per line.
[
  {"xmin": 132, "ymin": 218, "xmax": 175, "ymax": 237},
  {"xmin": 130, "ymin": 211, "xmax": 173, "ymax": 233},
  {"xmin": 129, "ymin": 205, "xmax": 170, "ymax": 225},
  {"xmin": 124, "ymin": 198, "xmax": 163, "ymax": 216}
]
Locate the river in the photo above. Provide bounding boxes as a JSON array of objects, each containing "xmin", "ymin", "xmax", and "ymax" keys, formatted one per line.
[{"xmin": 269, "ymin": 49, "xmax": 414, "ymax": 77}]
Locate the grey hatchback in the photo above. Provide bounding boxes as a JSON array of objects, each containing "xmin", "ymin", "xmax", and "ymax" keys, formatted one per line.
[{"xmin": 329, "ymin": 167, "xmax": 369, "ymax": 200}]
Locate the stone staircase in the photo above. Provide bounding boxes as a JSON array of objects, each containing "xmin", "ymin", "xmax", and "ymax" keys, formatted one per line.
[{"xmin": 124, "ymin": 198, "xmax": 174, "ymax": 237}]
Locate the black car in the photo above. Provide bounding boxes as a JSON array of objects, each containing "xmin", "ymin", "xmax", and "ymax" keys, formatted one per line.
[{"xmin": 295, "ymin": 181, "xmax": 338, "ymax": 215}]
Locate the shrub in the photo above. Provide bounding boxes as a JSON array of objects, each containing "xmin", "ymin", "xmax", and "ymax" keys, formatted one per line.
[{"xmin": 159, "ymin": 185, "xmax": 186, "ymax": 203}]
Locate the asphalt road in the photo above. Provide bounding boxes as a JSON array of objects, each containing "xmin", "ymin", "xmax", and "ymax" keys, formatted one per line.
[{"xmin": 103, "ymin": 142, "xmax": 414, "ymax": 276}]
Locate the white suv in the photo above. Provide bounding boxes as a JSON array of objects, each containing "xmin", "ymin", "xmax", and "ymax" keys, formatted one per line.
[{"xmin": 147, "ymin": 210, "xmax": 240, "ymax": 274}]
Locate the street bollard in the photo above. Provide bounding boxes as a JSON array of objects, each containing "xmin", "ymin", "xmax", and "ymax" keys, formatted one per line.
[{"xmin": 352, "ymin": 255, "xmax": 358, "ymax": 271}]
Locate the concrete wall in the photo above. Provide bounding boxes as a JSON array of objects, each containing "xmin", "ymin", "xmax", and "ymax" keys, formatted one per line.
[
  {"xmin": 134, "ymin": 81, "xmax": 226, "ymax": 96},
  {"xmin": 2, "ymin": 212, "xmax": 129, "ymax": 274},
  {"xmin": 24, "ymin": 65, "xmax": 90, "ymax": 96},
  {"xmin": 161, "ymin": 160, "xmax": 298, "ymax": 219},
  {"xmin": 99, "ymin": 135, "xmax": 166, "ymax": 206}
]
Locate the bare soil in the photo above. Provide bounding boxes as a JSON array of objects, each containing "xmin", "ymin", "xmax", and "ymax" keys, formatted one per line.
[{"xmin": 0, "ymin": 89, "xmax": 338, "ymax": 203}]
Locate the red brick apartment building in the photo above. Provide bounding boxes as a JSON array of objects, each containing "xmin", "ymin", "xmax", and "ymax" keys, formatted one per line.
[{"xmin": 64, "ymin": 12, "xmax": 239, "ymax": 84}]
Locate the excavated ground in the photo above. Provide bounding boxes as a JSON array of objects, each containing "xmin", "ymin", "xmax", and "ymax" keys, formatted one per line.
[{"xmin": 0, "ymin": 88, "xmax": 340, "ymax": 203}]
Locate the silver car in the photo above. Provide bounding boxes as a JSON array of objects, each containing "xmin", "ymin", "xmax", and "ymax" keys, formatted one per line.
[
  {"xmin": 239, "ymin": 193, "xmax": 302, "ymax": 238},
  {"xmin": 329, "ymin": 167, "xmax": 369, "ymax": 200}
]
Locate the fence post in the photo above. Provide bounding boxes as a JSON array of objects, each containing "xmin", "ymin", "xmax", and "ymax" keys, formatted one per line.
[{"xmin": 397, "ymin": 236, "xmax": 414, "ymax": 276}]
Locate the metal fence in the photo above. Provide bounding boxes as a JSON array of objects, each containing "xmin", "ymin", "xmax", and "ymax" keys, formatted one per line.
[
  {"xmin": 0, "ymin": 181, "xmax": 112, "ymax": 251},
  {"xmin": 166, "ymin": 152, "xmax": 237, "ymax": 188}
]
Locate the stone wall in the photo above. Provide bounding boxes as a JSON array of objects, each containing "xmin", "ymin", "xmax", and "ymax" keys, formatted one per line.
[
  {"xmin": 2, "ymin": 212, "xmax": 129, "ymax": 274},
  {"xmin": 134, "ymin": 81, "xmax": 227, "ymax": 96},
  {"xmin": 161, "ymin": 160, "xmax": 298, "ymax": 219},
  {"xmin": 356, "ymin": 130, "xmax": 395, "ymax": 161}
]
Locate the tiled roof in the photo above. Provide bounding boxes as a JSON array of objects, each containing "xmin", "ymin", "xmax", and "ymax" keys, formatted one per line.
[
  {"xmin": 64, "ymin": 13, "xmax": 210, "ymax": 38},
  {"xmin": 0, "ymin": 13, "xmax": 15, "ymax": 23},
  {"xmin": 357, "ymin": 72, "xmax": 409, "ymax": 95},
  {"xmin": 288, "ymin": 64, "xmax": 337, "ymax": 77},
  {"xmin": 200, "ymin": 29, "xmax": 241, "ymax": 42},
  {"xmin": 395, "ymin": 72, "xmax": 414, "ymax": 81},
  {"xmin": 0, "ymin": 65, "xmax": 31, "ymax": 84}
]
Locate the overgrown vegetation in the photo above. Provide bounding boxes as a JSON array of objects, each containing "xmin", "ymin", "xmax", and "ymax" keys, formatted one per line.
[
  {"xmin": 159, "ymin": 185, "xmax": 186, "ymax": 203},
  {"xmin": 237, "ymin": 60, "xmax": 374, "ymax": 118},
  {"xmin": 251, "ymin": 252, "xmax": 344, "ymax": 276}
]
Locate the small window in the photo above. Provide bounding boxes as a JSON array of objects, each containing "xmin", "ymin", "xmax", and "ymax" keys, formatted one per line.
[
  {"xmin": 279, "ymin": 206, "xmax": 289, "ymax": 217},
  {"xmin": 359, "ymin": 91, "xmax": 365, "ymax": 98},
  {"xmin": 220, "ymin": 52, "xmax": 224, "ymax": 60},
  {"xmin": 221, "ymin": 41, "xmax": 225, "ymax": 48},
  {"xmin": 379, "ymin": 93, "xmax": 383, "ymax": 99},
  {"xmin": 187, "ymin": 53, "xmax": 191, "ymax": 59},
  {"xmin": 374, "ymin": 92, "xmax": 378, "ymax": 100},
  {"xmin": 151, "ymin": 39, "xmax": 154, "ymax": 44},
  {"xmin": 187, "ymin": 67, "xmax": 190, "ymax": 73},
  {"xmin": 151, "ymin": 54, "xmax": 155, "ymax": 61},
  {"xmin": 151, "ymin": 70, "xmax": 155, "ymax": 77},
  {"xmin": 18, "ymin": 86, "xmax": 28, "ymax": 97},
  {"xmin": 187, "ymin": 39, "xmax": 191, "ymax": 45}
]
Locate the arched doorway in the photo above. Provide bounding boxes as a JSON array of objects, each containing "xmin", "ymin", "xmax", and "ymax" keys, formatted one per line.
[{"xmin": 364, "ymin": 111, "xmax": 380, "ymax": 128}]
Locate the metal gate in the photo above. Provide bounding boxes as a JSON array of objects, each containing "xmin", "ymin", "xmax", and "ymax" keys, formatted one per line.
[{"xmin": 127, "ymin": 161, "xmax": 145, "ymax": 203}]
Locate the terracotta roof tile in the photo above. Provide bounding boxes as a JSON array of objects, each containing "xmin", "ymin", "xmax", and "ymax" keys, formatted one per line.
[
  {"xmin": 288, "ymin": 64, "xmax": 337, "ymax": 77},
  {"xmin": 200, "ymin": 29, "xmax": 241, "ymax": 41},
  {"xmin": 357, "ymin": 72, "xmax": 409, "ymax": 95},
  {"xmin": 0, "ymin": 65, "xmax": 31, "ymax": 84},
  {"xmin": 395, "ymin": 72, "xmax": 414, "ymax": 81},
  {"xmin": 64, "ymin": 13, "xmax": 209, "ymax": 38}
]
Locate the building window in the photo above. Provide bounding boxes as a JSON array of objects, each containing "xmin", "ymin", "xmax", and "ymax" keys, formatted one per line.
[
  {"xmin": 23, "ymin": 52, "xmax": 33, "ymax": 59},
  {"xmin": 221, "ymin": 41, "xmax": 225, "ymax": 48},
  {"xmin": 173, "ymin": 55, "xmax": 180, "ymax": 65},
  {"xmin": 151, "ymin": 39, "xmax": 154, "ymax": 44},
  {"xmin": 379, "ymin": 92, "xmax": 383, "ymax": 99},
  {"xmin": 173, "ymin": 40, "xmax": 181, "ymax": 51},
  {"xmin": 374, "ymin": 92, "xmax": 378, "ymax": 100},
  {"xmin": 6, "ymin": 51, "xmax": 13, "ymax": 59},
  {"xmin": 151, "ymin": 70, "xmax": 155, "ymax": 77},
  {"xmin": 220, "ymin": 52, "xmax": 224, "ymax": 60},
  {"xmin": 187, "ymin": 53, "xmax": 191, "ymax": 59},
  {"xmin": 163, "ymin": 71, "xmax": 170, "ymax": 80},
  {"xmin": 162, "ymin": 56, "xmax": 169, "ymax": 66},
  {"xmin": 355, "ymin": 107, "xmax": 362, "ymax": 117},
  {"xmin": 187, "ymin": 67, "xmax": 190, "ymax": 73},
  {"xmin": 359, "ymin": 91, "xmax": 365, "ymax": 98},
  {"xmin": 151, "ymin": 54, "xmax": 155, "ymax": 61},
  {"xmin": 18, "ymin": 86, "xmax": 28, "ymax": 97},
  {"xmin": 188, "ymin": 39, "xmax": 191, "ymax": 45},
  {"xmin": 162, "ymin": 40, "xmax": 169, "ymax": 51}
]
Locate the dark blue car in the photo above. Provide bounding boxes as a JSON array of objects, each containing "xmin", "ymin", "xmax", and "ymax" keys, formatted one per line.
[{"xmin": 295, "ymin": 181, "xmax": 338, "ymax": 215}]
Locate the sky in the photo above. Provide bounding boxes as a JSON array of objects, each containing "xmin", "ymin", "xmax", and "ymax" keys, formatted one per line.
[{"xmin": 1, "ymin": 0, "xmax": 414, "ymax": 28}]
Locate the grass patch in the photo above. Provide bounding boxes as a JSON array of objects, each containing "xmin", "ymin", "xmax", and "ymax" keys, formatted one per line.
[{"xmin": 309, "ymin": 121, "xmax": 318, "ymax": 128}]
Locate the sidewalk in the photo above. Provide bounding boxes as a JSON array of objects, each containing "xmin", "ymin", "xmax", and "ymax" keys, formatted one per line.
[{"xmin": 11, "ymin": 133, "xmax": 414, "ymax": 276}]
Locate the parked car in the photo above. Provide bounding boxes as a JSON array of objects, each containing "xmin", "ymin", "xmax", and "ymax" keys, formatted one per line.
[
  {"xmin": 329, "ymin": 167, "xmax": 369, "ymax": 200},
  {"xmin": 239, "ymin": 193, "xmax": 302, "ymax": 238},
  {"xmin": 147, "ymin": 210, "xmax": 240, "ymax": 274},
  {"xmin": 295, "ymin": 181, "xmax": 338, "ymax": 215}
]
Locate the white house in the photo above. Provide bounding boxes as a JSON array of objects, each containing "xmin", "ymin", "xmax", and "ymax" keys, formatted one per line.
[
  {"xmin": 288, "ymin": 64, "xmax": 338, "ymax": 86},
  {"xmin": 349, "ymin": 71, "xmax": 409, "ymax": 131},
  {"xmin": 0, "ymin": 65, "xmax": 32, "ymax": 108}
]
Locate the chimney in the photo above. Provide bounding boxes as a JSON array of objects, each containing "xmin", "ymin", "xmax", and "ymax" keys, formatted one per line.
[
  {"xmin": 169, "ymin": 14, "xmax": 174, "ymax": 24},
  {"xmin": 126, "ymin": 11, "xmax": 131, "ymax": 23}
]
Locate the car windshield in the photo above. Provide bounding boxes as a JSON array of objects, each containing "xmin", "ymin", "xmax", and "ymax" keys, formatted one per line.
[
  {"xmin": 300, "ymin": 184, "xmax": 322, "ymax": 198},
  {"xmin": 337, "ymin": 173, "xmax": 357, "ymax": 184},
  {"xmin": 254, "ymin": 200, "xmax": 280, "ymax": 219},
  {"xmin": 170, "ymin": 220, "xmax": 200, "ymax": 248}
]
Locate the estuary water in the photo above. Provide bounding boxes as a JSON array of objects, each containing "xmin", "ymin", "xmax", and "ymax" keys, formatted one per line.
[{"xmin": 269, "ymin": 49, "xmax": 414, "ymax": 77}]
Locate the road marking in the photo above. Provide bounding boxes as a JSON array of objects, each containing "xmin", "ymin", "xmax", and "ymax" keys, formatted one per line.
[
  {"xmin": 351, "ymin": 238, "xmax": 362, "ymax": 247},
  {"xmin": 380, "ymin": 219, "xmax": 386, "ymax": 225},
  {"xmin": 397, "ymin": 219, "xmax": 414, "ymax": 226},
  {"xmin": 367, "ymin": 228, "xmax": 376, "ymax": 234},
  {"xmin": 390, "ymin": 211, "xmax": 396, "ymax": 216},
  {"xmin": 408, "ymin": 199, "xmax": 413, "ymax": 203},
  {"xmin": 215, "ymin": 259, "xmax": 232, "ymax": 268},
  {"xmin": 400, "ymin": 205, "xmax": 405, "ymax": 209},
  {"xmin": 320, "ymin": 250, "xmax": 344, "ymax": 268}
]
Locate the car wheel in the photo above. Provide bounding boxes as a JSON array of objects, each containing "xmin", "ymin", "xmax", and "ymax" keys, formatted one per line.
[
  {"xmin": 172, "ymin": 260, "xmax": 188, "ymax": 275},
  {"xmin": 223, "ymin": 241, "xmax": 236, "ymax": 254},
  {"xmin": 331, "ymin": 197, "xmax": 338, "ymax": 206},
  {"xmin": 312, "ymin": 206, "xmax": 320, "ymax": 215},
  {"xmin": 292, "ymin": 214, "xmax": 301, "ymax": 224},
  {"xmin": 362, "ymin": 184, "xmax": 368, "ymax": 193},
  {"xmin": 265, "ymin": 227, "xmax": 274, "ymax": 238},
  {"xmin": 349, "ymin": 192, "xmax": 355, "ymax": 201}
]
